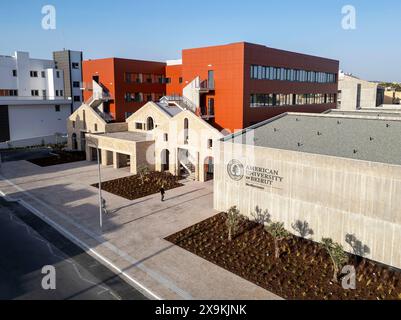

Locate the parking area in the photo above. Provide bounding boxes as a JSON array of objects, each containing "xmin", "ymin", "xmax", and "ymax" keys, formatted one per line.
[{"xmin": 0, "ymin": 159, "xmax": 279, "ymax": 300}]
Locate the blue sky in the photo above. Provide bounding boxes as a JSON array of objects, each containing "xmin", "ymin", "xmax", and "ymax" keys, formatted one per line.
[{"xmin": 1, "ymin": 0, "xmax": 400, "ymax": 82}]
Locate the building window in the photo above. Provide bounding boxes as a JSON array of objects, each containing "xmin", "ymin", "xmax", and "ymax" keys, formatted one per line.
[
  {"xmin": 184, "ymin": 118, "xmax": 189, "ymax": 144},
  {"xmin": 42, "ymin": 90, "xmax": 47, "ymax": 98},
  {"xmin": 72, "ymin": 121, "xmax": 76, "ymax": 129},
  {"xmin": 31, "ymin": 90, "xmax": 39, "ymax": 96},
  {"xmin": 207, "ymin": 98, "xmax": 215, "ymax": 115},
  {"xmin": 30, "ymin": 71, "xmax": 38, "ymax": 77},
  {"xmin": 179, "ymin": 77, "xmax": 183, "ymax": 84},
  {"xmin": 73, "ymin": 81, "xmax": 80, "ymax": 88},
  {"xmin": 164, "ymin": 133, "xmax": 168, "ymax": 142},
  {"xmin": 56, "ymin": 71, "xmax": 60, "ymax": 78},
  {"xmin": 250, "ymin": 65, "xmax": 336, "ymax": 84},
  {"xmin": 208, "ymin": 139, "xmax": 213, "ymax": 149},
  {"xmin": 41, "ymin": 71, "xmax": 46, "ymax": 78},
  {"xmin": 55, "ymin": 105, "xmax": 61, "ymax": 112},
  {"xmin": 135, "ymin": 122, "xmax": 143, "ymax": 130},
  {"xmin": 60, "ymin": 90, "xmax": 64, "ymax": 97},
  {"xmin": 146, "ymin": 117, "xmax": 154, "ymax": 131},
  {"xmin": 72, "ymin": 62, "xmax": 79, "ymax": 69},
  {"xmin": 74, "ymin": 96, "xmax": 81, "ymax": 102},
  {"xmin": 0, "ymin": 89, "xmax": 18, "ymax": 97},
  {"xmin": 12, "ymin": 70, "xmax": 17, "ymax": 77},
  {"xmin": 94, "ymin": 124, "xmax": 98, "ymax": 131}
]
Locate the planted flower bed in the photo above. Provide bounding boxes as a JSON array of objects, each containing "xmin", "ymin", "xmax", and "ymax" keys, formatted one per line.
[
  {"xmin": 92, "ymin": 171, "xmax": 183, "ymax": 200},
  {"xmin": 29, "ymin": 151, "xmax": 86, "ymax": 167},
  {"xmin": 166, "ymin": 213, "xmax": 401, "ymax": 300}
]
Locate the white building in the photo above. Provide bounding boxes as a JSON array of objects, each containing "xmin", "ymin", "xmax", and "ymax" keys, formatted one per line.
[
  {"xmin": 337, "ymin": 71, "xmax": 384, "ymax": 110},
  {"xmin": 0, "ymin": 51, "xmax": 73, "ymax": 146}
]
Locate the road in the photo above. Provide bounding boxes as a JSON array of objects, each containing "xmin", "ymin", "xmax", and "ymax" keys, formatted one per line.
[{"xmin": 0, "ymin": 197, "xmax": 148, "ymax": 300}]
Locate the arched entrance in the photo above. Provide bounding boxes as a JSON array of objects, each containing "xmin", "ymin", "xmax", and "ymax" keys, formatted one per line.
[
  {"xmin": 147, "ymin": 117, "xmax": 154, "ymax": 131},
  {"xmin": 204, "ymin": 156, "xmax": 214, "ymax": 181},
  {"xmin": 161, "ymin": 149, "xmax": 170, "ymax": 172},
  {"xmin": 71, "ymin": 133, "xmax": 78, "ymax": 150}
]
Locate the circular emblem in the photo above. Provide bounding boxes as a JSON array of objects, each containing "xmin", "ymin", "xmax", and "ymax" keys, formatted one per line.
[{"xmin": 227, "ymin": 160, "xmax": 244, "ymax": 181}]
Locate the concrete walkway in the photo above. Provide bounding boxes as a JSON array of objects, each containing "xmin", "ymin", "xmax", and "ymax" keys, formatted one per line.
[{"xmin": 0, "ymin": 160, "xmax": 281, "ymax": 300}]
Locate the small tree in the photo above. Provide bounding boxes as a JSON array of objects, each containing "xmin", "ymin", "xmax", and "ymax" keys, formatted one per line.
[
  {"xmin": 321, "ymin": 238, "xmax": 349, "ymax": 283},
  {"xmin": 138, "ymin": 166, "xmax": 149, "ymax": 184},
  {"xmin": 265, "ymin": 222, "xmax": 290, "ymax": 259},
  {"xmin": 226, "ymin": 206, "xmax": 241, "ymax": 241}
]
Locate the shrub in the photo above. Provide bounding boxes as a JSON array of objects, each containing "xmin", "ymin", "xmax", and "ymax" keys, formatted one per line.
[
  {"xmin": 264, "ymin": 222, "xmax": 290, "ymax": 259},
  {"xmin": 226, "ymin": 206, "xmax": 241, "ymax": 241},
  {"xmin": 321, "ymin": 238, "xmax": 349, "ymax": 283},
  {"xmin": 138, "ymin": 165, "xmax": 149, "ymax": 184}
]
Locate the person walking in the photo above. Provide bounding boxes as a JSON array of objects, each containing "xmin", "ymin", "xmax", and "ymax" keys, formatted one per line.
[{"xmin": 160, "ymin": 185, "xmax": 165, "ymax": 202}]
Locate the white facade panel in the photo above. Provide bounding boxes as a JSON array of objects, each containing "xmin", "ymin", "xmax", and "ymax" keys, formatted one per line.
[{"xmin": 8, "ymin": 104, "xmax": 70, "ymax": 141}]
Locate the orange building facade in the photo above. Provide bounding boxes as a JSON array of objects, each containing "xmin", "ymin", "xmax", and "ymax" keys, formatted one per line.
[
  {"xmin": 165, "ymin": 42, "xmax": 339, "ymax": 132},
  {"xmin": 83, "ymin": 58, "xmax": 166, "ymax": 122},
  {"xmin": 83, "ymin": 42, "xmax": 339, "ymax": 131}
]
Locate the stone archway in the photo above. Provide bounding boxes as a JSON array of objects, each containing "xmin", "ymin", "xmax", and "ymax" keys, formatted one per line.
[{"xmin": 71, "ymin": 133, "xmax": 78, "ymax": 150}]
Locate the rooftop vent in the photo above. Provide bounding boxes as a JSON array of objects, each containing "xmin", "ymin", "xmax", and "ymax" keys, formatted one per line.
[
  {"xmin": 297, "ymin": 142, "xmax": 303, "ymax": 147},
  {"xmin": 386, "ymin": 123, "xmax": 390, "ymax": 128},
  {"xmin": 337, "ymin": 120, "xmax": 341, "ymax": 125},
  {"xmin": 353, "ymin": 149, "xmax": 358, "ymax": 154},
  {"xmin": 370, "ymin": 137, "xmax": 374, "ymax": 141},
  {"xmin": 317, "ymin": 131, "xmax": 322, "ymax": 136}
]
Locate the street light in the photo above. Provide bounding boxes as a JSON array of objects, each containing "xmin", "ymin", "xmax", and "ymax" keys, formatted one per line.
[
  {"xmin": 86, "ymin": 135, "xmax": 104, "ymax": 229},
  {"xmin": 96, "ymin": 146, "xmax": 103, "ymax": 229}
]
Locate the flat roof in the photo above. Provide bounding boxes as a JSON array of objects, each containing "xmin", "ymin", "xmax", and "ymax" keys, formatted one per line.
[
  {"xmin": 326, "ymin": 109, "xmax": 401, "ymax": 118},
  {"xmin": 96, "ymin": 131, "xmax": 152, "ymax": 142},
  {"xmin": 224, "ymin": 113, "xmax": 401, "ymax": 165}
]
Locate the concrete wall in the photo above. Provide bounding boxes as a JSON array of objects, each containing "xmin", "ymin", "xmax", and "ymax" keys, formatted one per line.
[
  {"xmin": 338, "ymin": 74, "xmax": 379, "ymax": 110},
  {"xmin": 8, "ymin": 104, "xmax": 70, "ymax": 141},
  {"xmin": 214, "ymin": 141, "xmax": 401, "ymax": 269}
]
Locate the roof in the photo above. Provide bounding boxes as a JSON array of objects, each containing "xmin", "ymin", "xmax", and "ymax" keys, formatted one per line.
[
  {"xmin": 326, "ymin": 109, "xmax": 401, "ymax": 118},
  {"xmin": 156, "ymin": 102, "xmax": 183, "ymax": 117},
  {"xmin": 224, "ymin": 113, "xmax": 401, "ymax": 165},
  {"xmin": 95, "ymin": 131, "xmax": 152, "ymax": 142}
]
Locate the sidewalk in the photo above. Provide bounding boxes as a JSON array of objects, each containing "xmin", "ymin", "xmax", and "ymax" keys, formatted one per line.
[{"xmin": 0, "ymin": 160, "xmax": 281, "ymax": 300}]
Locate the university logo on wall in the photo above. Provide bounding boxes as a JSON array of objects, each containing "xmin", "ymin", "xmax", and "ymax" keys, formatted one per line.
[{"xmin": 227, "ymin": 159, "xmax": 244, "ymax": 181}]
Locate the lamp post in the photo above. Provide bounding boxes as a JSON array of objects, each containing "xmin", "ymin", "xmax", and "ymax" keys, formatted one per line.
[
  {"xmin": 87, "ymin": 135, "xmax": 103, "ymax": 230},
  {"xmin": 96, "ymin": 146, "xmax": 103, "ymax": 229}
]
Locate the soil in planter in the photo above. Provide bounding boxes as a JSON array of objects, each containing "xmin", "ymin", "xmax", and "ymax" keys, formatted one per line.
[
  {"xmin": 28, "ymin": 151, "xmax": 86, "ymax": 167},
  {"xmin": 92, "ymin": 171, "xmax": 184, "ymax": 201},
  {"xmin": 166, "ymin": 213, "xmax": 401, "ymax": 300}
]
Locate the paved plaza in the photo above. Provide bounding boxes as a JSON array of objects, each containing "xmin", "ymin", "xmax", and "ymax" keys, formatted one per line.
[{"xmin": 0, "ymin": 159, "xmax": 280, "ymax": 300}]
